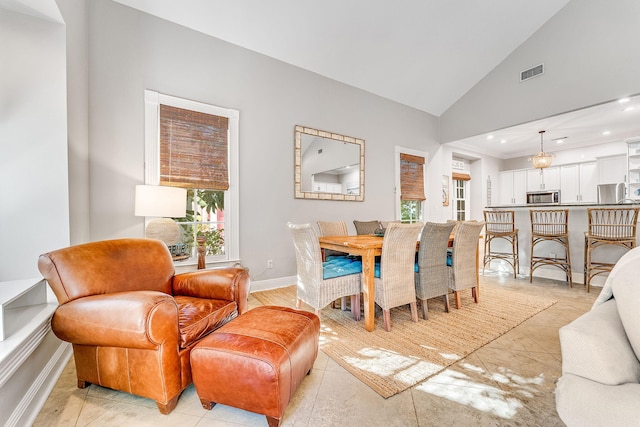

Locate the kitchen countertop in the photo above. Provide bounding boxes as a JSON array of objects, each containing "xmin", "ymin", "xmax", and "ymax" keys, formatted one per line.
[{"xmin": 486, "ymin": 203, "xmax": 640, "ymax": 209}]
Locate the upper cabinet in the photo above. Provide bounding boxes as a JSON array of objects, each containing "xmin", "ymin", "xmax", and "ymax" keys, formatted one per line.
[
  {"xmin": 560, "ymin": 162, "xmax": 598, "ymax": 203},
  {"xmin": 598, "ymin": 154, "xmax": 627, "ymax": 185},
  {"xmin": 498, "ymin": 170, "xmax": 526, "ymax": 205},
  {"xmin": 627, "ymin": 139, "xmax": 640, "ymax": 201},
  {"xmin": 526, "ymin": 166, "xmax": 560, "ymax": 192}
]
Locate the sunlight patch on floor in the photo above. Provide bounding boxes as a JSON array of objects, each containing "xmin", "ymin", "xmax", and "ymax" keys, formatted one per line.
[
  {"xmin": 342, "ymin": 347, "xmax": 444, "ymax": 384},
  {"xmin": 415, "ymin": 362, "xmax": 547, "ymax": 419},
  {"xmin": 416, "ymin": 370, "xmax": 523, "ymax": 419}
]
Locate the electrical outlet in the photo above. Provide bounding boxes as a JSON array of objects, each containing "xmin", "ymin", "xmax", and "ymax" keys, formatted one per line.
[
  {"xmin": 549, "ymin": 253, "xmax": 557, "ymax": 259},
  {"xmin": 267, "ymin": 259, "xmax": 273, "ymax": 269}
]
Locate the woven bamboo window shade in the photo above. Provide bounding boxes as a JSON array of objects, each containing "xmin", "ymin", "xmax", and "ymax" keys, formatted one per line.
[
  {"xmin": 452, "ymin": 172, "xmax": 471, "ymax": 181},
  {"xmin": 159, "ymin": 104, "xmax": 229, "ymax": 190},
  {"xmin": 400, "ymin": 153, "xmax": 426, "ymax": 201}
]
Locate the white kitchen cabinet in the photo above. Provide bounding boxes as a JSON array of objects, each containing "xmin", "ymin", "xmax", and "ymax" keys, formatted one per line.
[
  {"xmin": 560, "ymin": 162, "xmax": 598, "ymax": 203},
  {"xmin": 598, "ymin": 154, "xmax": 626, "ymax": 185},
  {"xmin": 498, "ymin": 170, "xmax": 526, "ymax": 205},
  {"xmin": 526, "ymin": 166, "xmax": 560, "ymax": 191}
]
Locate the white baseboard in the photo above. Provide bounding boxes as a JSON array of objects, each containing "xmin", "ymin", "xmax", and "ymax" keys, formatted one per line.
[{"xmin": 250, "ymin": 276, "xmax": 296, "ymax": 292}]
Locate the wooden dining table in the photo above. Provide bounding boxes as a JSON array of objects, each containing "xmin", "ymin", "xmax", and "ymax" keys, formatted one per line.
[{"xmin": 318, "ymin": 234, "xmax": 480, "ymax": 332}]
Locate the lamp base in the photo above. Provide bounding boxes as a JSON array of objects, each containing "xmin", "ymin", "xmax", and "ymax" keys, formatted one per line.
[{"xmin": 145, "ymin": 217, "xmax": 181, "ymax": 245}]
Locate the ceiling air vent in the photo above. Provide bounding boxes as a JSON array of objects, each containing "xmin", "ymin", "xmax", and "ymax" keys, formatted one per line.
[{"xmin": 520, "ymin": 64, "xmax": 544, "ymax": 82}]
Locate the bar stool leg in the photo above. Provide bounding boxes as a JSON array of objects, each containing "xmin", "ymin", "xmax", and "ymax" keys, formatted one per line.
[{"xmin": 565, "ymin": 236, "xmax": 573, "ymax": 287}]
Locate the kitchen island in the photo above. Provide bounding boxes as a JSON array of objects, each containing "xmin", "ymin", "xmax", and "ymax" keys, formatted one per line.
[{"xmin": 485, "ymin": 203, "xmax": 640, "ymax": 287}]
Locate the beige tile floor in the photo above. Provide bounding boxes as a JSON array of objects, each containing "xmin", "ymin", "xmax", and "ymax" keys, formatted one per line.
[{"xmin": 34, "ymin": 272, "xmax": 598, "ymax": 427}]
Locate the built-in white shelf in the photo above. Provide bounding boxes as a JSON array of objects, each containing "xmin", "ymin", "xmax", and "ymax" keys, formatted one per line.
[{"xmin": 0, "ymin": 279, "xmax": 50, "ymax": 341}]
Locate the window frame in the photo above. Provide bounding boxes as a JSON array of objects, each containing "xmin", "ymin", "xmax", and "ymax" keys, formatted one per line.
[
  {"xmin": 395, "ymin": 146, "xmax": 427, "ymax": 223},
  {"xmin": 144, "ymin": 90, "xmax": 240, "ymax": 265},
  {"xmin": 454, "ymin": 179, "xmax": 467, "ymax": 221}
]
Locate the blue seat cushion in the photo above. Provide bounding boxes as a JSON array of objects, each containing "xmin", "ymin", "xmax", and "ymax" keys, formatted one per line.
[
  {"xmin": 323, "ymin": 256, "xmax": 363, "ymax": 279},
  {"xmin": 414, "ymin": 251, "xmax": 453, "ymax": 273}
]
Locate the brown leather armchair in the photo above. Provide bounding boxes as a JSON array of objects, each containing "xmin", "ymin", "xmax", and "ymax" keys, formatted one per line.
[{"xmin": 38, "ymin": 238, "xmax": 250, "ymax": 414}]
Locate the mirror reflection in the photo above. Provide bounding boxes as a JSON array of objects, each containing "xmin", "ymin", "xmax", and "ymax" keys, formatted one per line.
[{"xmin": 294, "ymin": 125, "xmax": 364, "ymax": 201}]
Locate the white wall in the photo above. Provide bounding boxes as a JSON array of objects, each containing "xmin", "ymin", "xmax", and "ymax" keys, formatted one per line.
[
  {"xmin": 503, "ymin": 141, "xmax": 627, "ymax": 170},
  {"xmin": 0, "ymin": 7, "xmax": 69, "ymax": 281},
  {"xmin": 81, "ymin": 0, "xmax": 439, "ymax": 283},
  {"xmin": 440, "ymin": 0, "xmax": 640, "ymax": 144}
]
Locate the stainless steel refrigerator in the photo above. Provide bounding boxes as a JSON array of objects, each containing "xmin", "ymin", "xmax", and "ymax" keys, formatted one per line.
[{"xmin": 597, "ymin": 183, "xmax": 626, "ymax": 204}]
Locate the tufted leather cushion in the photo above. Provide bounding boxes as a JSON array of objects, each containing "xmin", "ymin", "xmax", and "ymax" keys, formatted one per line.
[{"xmin": 174, "ymin": 296, "xmax": 238, "ymax": 348}]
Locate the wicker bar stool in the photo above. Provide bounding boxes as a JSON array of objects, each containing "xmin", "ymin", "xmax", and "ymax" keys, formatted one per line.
[
  {"xmin": 584, "ymin": 207, "xmax": 640, "ymax": 292},
  {"xmin": 529, "ymin": 209, "xmax": 572, "ymax": 285},
  {"xmin": 483, "ymin": 210, "xmax": 519, "ymax": 278}
]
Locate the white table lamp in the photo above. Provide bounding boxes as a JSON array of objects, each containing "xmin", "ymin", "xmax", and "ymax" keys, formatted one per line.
[{"xmin": 135, "ymin": 185, "xmax": 187, "ymax": 245}]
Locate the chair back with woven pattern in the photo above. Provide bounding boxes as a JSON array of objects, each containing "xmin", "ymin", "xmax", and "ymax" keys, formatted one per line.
[
  {"xmin": 531, "ymin": 209, "xmax": 569, "ymax": 237},
  {"xmin": 317, "ymin": 220, "xmax": 348, "ymax": 237},
  {"xmin": 587, "ymin": 208, "xmax": 640, "ymax": 240},
  {"xmin": 484, "ymin": 211, "xmax": 515, "ymax": 234},
  {"xmin": 288, "ymin": 222, "xmax": 362, "ymax": 316},
  {"xmin": 375, "ymin": 222, "xmax": 423, "ymax": 310},
  {"xmin": 449, "ymin": 221, "xmax": 485, "ymax": 292},
  {"xmin": 415, "ymin": 221, "xmax": 456, "ymax": 300},
  {"xmin": 288, "ymin": 223, "xmax": 324, "ymax": 287}
]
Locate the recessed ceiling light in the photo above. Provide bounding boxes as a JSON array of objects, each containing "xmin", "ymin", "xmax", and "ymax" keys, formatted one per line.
[
  {"xmin": 499, "ymin": 139, "xmax": 507, "ymax": 144},
  {"xmin": 619, "ymin": 97, "xmax": 631, "ymax": 103},
  {"xmin": 552, "ymin": 136, "xmax": 568, "ymax": 143},
  {"xmin": 602, "ymin": 130, "xmax": 611, "ymax": 136},
  {"xmin": 623, "ymin": 106, "xmax": 636, "ymax": 112},
  {"xmin": 487, "ymin": 135, "xmax": 494, "ymax": 140}
]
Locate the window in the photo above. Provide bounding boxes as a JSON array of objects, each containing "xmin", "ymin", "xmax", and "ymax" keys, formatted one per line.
[
  {"xmin": 144, "ymin": 90, "xmax": 239, "ymax": 265},
  {"xmin": 396, "ymin": 148, "xmax": 427, "ymax": 223},
  {"xmin": 452, "ymin": 172, "xmax": 471, "ymax": 221},
  {"xmin": 454, "ymin": 180, "xmax": 466, "ymax": 220}
]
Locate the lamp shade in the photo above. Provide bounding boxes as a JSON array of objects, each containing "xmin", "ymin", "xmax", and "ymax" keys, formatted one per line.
[
  {"xmin": 134, "ymin": 185, "xmax": 186, "ymax": 218},
  {"xmin": 531, "ymin": 130, "xmax": 553, "ymax": 169},
  {"xmin": 532, "ymin": 152, "xmax": 553, "ymax": 169}
]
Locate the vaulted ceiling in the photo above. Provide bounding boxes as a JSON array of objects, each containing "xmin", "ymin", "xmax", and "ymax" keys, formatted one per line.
[{"xmin": 112, "ymin": 0, "xmax": 570, "ymax": 117}]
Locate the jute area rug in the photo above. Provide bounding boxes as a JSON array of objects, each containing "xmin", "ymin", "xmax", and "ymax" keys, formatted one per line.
[{"xmin": 253, "ymin": 284, "xmax": 556, "ymax": 398}]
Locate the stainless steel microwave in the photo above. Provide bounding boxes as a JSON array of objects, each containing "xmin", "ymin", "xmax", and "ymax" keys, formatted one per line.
[{"xmin": 526, "ymin": 190, "xmax": 560, "ymax": 205}]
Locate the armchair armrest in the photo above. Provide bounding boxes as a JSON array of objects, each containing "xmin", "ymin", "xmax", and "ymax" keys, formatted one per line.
[
  {"xmin": 172, "ymin": 267, "xmax": 250, "ymax": 314},
  {"xmin": 52, "ymin": 291, "xmax": 179, "ymax": 349}
]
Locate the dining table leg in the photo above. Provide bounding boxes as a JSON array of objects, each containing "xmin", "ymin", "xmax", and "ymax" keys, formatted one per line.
[{"xmin": 361, "ymin": 248, "xmax": 376, "ymax": 332}]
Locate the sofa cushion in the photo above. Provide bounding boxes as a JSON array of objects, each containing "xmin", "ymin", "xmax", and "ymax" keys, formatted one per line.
[
  {"xmin": 611, "ymin": 258, "xmax": 640, "ymax": 359},
  {"xmin": 559, "ymin": 299, "xmax": 640, "ymax": 385}
]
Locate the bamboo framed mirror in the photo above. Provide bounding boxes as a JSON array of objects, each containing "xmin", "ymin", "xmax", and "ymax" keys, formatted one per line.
[{"xmin": 294, "ymin": 125, "xmax": 365, "ymax": 201}]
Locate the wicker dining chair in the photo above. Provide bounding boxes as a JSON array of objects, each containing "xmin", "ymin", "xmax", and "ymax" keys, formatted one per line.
[
  {"xmin": 317, "ymin": 220, "xmax": 348, "ymax": 237},
  {"xmin": 448, "ymin": 221, "xmax": 485, "ymax": 309},
  {"xmin": 317, "ymin": 220, "xmax": 350, "ymax": 259},
  {"xmin": 316, "ymin": 220, "xmax": 351, "ymax": 309},
  {"xmin": 353, "ymin": 220, "xmax": 382, "ymax": 235},
  {"xmin": 374, "ymin": 222, "xmax": 424, "ymax": 331},
  {"xmin": 288, "ymin": 223, "xmax": 362, "ymax": 320},
  {"xmin": 584, "ymin": 207, "xmax": 640, "ymax": 292},
  {"xmin": 415, "ymin": 221, "xmax": 456, "ymax": 319}
]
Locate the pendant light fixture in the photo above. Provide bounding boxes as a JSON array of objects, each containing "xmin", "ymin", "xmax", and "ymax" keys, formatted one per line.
[{"xmin": 531, "ymin": 130, "xmax": 553, "ymax": 169}]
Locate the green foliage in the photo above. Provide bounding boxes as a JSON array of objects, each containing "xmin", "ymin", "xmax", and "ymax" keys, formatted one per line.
[
  {"xmin": 401, "ymin": 200, "xmax": 422, "ymax": 223},
  {"xmin": 174, "ymin": 189, "xmax": 225, "ymax": 255}
]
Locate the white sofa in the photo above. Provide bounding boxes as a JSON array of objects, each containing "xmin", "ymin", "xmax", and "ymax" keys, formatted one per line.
[{"xmin": 556, "ymin": 247, "xmax": 640, "ymax": 426}]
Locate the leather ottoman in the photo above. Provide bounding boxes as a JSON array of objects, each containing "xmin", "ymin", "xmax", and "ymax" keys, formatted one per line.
[{"xmin": 191, "ymin": 305, "xmax": 320, "ymax": 427}]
